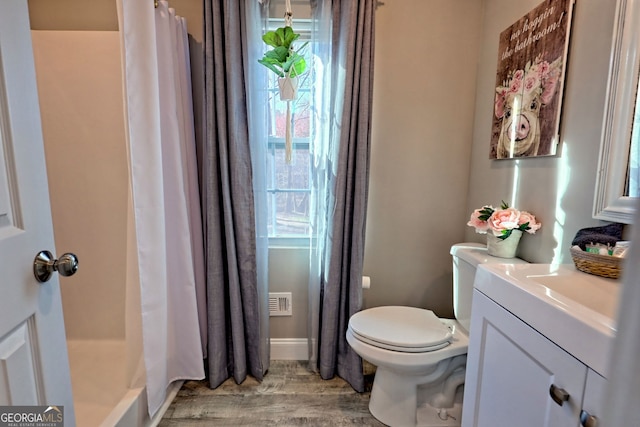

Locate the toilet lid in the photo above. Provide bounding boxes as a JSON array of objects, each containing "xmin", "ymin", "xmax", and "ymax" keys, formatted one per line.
[{"xmin": 349, "ymin": 306, "xmax": 452, "ymax": 353}]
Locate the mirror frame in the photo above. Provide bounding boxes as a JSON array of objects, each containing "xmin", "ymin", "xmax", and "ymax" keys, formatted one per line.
[{"xmin": 594, "ymin": 0, "xmax": 640, "ymax": 224}]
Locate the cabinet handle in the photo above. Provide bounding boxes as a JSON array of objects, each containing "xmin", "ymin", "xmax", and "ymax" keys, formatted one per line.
[
  {"xmin": 580, "ymin": 410, "xmax": 598, "ymax": 427},
  {"xmin": 549, "ymin": 384, "xmax": 570, "ymax": 406}
]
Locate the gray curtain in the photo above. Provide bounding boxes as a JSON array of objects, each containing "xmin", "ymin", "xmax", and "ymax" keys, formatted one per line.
[
  {"xmin": 203, "ymin": 0, "xmax": 269, "ymax": 389},
  {"xmin": 309, "ymin": 0, "xmax": 376, "ymax": 392}
]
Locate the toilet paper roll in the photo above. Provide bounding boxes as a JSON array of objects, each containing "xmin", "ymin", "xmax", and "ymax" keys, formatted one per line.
[{"xmin": 362, "ymin": 275, "xmax": 371, "ymax": 289}]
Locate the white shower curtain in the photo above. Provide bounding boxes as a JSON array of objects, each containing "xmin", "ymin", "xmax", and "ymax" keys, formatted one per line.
[{"xmin": 116, "ymin": 0, "xmax": 205, "ymax": 418}]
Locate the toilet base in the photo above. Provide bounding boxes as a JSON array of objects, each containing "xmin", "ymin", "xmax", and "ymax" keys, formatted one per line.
[
  {"xmin": 368, "ymin": 355, "xmax": 466, "ymax": 427},
  {"xmin": 416, "ymin": 402, "xmax": 463, "ymax": 427},
  {"xmin": 369, "ymin": 366, "xmax": 420, "ymax": 426}
]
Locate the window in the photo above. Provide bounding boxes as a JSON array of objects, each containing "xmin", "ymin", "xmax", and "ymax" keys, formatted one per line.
[{"xmin": 264, "ymin": 12, "xmax": 313, "ymax": 242}]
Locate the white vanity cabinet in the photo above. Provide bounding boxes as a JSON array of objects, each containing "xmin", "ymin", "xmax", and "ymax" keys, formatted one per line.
[
  {"xmin": 461, "ymin": 290, "xmax": 606, "ymax": 427},
  {"xmin": 580, "ymin": 370, "xmax": 606, "ymax": 427}
]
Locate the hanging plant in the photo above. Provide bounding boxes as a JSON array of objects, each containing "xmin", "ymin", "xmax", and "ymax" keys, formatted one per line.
[
  {"xmin": 258, "ymin": 0, "xmax": 307, "ymax": 165},
  {"xmin": 258, "ymin": 26, "xmax": 308, "ymax": 101}
]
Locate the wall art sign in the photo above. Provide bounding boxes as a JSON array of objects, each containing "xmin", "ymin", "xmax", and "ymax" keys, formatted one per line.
[{"xmin": 490, "ymin": 0, "xmax": 575, "ymax": 159}]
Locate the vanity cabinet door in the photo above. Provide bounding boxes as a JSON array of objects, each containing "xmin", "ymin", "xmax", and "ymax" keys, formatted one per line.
[
  {"xmin": 462, "ymin": 290, "xmax": 588, "ymax": 427},
  {"xmin": 580, "ymin": 370, "xmax": 606, "ymax": 427}
]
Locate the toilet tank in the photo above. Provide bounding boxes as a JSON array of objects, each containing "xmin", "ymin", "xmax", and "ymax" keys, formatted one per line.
[{"xmin": 450, "ymin": 243, "xmax": 528, "ymax": 333}]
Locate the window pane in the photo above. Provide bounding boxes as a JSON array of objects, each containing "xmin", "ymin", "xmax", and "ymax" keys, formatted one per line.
[
  {"xmin": 293, "ymin": 91, "xmax": 311, "ymax": 138},
  {"xmin": 273, "ymin": 192, "xmax": 310, "ymax": 236},
  {"xmin": 274, "ymin": 146, "xmax": 309, "ymax": 190},
  {"xmin": 267, "ymin": 92, "xmax": 311, "ymax": 139},
  {"xmin": 262, "ymin": 7, "xmax": 313, "ymax": 241}
]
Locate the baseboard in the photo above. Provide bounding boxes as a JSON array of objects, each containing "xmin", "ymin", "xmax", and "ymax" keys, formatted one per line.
[{"xmin": 270, "ymin": 338, "xmax": 308, "ymax": 360}]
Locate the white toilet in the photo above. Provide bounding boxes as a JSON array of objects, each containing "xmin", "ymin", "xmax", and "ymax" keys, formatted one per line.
[{"xmin": 346, "ymin": 243, "xmax": 527, "ymax": 426}]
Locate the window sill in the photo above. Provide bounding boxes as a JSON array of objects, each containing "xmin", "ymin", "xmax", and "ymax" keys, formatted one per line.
[{"xmin": 268, "ymin": 236, "xmax": 313, "ymax": 249}]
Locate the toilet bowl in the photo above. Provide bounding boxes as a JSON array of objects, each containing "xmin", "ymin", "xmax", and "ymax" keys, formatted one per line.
[{"xmin": 347, "ymin": 243, "xmax": 527, "ymax": 426}]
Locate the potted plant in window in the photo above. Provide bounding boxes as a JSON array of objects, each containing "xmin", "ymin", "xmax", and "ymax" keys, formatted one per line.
[{"xmin": 258, "ymin": 26, "xmax": 308, "ymax": 101}]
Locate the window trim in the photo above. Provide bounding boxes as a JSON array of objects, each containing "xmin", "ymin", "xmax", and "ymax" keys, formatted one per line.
[{"xmin": 264, "ymin": 16, "xmax": 314, "ymax": 245}]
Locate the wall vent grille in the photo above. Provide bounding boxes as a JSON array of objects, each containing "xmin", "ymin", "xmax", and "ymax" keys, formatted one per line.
[{"xmin": 269, "ymin": 292, "xmax": 292, "ymax": 316}]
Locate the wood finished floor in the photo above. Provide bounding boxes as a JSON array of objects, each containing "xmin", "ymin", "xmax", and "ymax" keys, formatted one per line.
[{"xmin": 159, "ymin": 360, "xmax": 384, "ymax": 426}]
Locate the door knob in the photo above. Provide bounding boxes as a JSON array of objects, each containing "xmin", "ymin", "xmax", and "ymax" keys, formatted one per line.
[{"xmin": 33, "ymin": 250, "xmax": 79, "ymax": 283}]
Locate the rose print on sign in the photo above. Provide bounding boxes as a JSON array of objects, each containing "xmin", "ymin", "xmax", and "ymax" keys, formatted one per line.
[{"xmin": 494, "ymin": 54, "xmax": 562, "ymax": 158}]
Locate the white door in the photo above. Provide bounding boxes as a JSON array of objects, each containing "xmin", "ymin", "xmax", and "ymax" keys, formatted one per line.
[{"xmin": 0, "ymin": 0, "xmax": 75, "ymax": 424}]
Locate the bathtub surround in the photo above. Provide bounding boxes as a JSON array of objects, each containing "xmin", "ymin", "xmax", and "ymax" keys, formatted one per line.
[
  {"xmin": 32, "ymin": 31, "xmax": 128, "ymax": 342},
  {"xmin": 202, "ymin": 0, "xmax": 270, "ymax": 389},
  {"xmin": 117, "ymin": 0, "xmax": 205, "ymax": 417},
  {"xmin": 307, "ymin": 0, "xmax": 376, "ymax": 393},
  {"xmin": 32, "ymin": 29, "xmax": 129, "ymax": 426}
]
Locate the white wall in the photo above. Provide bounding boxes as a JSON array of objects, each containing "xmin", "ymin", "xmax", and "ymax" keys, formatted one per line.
[
  {"xmin": 32, "ymin": 31, "xmax": 128, "ymax": 340},
  {"xmin": 362, "ymin": 0, "xmax": 483, "ymax": 316},
  {"xmin": 269, "ymin": 248, "xmax": 309, "ymax": 338},
  {"xmin": 464, "ymin": 0, "xmax": 619, "ymax": 264}
]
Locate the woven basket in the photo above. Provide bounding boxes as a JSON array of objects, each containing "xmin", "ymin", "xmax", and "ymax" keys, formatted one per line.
[{"xmin": 570, "ymin": 247, "xmax": 622, "ymax": 279}]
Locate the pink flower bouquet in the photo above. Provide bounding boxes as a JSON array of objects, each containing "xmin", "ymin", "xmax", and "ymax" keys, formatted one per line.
[{"xmin": 467, "ymin": 201, "xmax": 541, "ymax": 240}]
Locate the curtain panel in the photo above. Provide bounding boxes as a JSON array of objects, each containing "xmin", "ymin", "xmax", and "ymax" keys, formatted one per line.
[
  {"xmin": 309, "ymin": 0, "xmax": 376, "ymax": 392},
  {"xmin": 203, "ymin": 0, "xmax": 270, "ymax": 388}
]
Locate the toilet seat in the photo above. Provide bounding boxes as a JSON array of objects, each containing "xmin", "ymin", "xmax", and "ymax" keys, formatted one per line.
[{"xmin": 348, "ymin": 306, "xmax": 452, "ymax": 353}]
